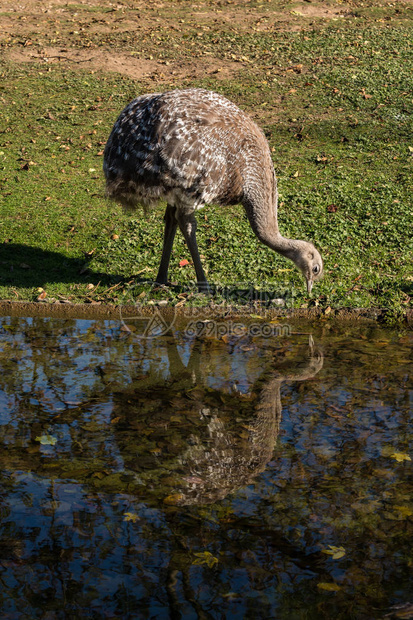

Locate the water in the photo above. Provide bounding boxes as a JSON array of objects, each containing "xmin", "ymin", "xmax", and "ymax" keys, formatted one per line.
[{"xmin": 0, "ymin": 316, "xmax": 412, "ymax": 619}]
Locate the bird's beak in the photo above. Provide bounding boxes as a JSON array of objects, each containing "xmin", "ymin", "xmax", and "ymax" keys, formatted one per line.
[{"xmin": 306, "ymin": 278, "xmax": 313, "ymax": 295}]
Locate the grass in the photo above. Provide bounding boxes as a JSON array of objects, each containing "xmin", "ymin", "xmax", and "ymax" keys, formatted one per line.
[{"xmin": 0, "ymin": 1, "xmax": 412, "ymax": 320}]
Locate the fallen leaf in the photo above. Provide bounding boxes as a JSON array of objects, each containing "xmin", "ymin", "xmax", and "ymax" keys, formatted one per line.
[
  {"xmin": 124, "ymin": 512, "xmax": 140, "ymax": 523},
  {"xmin": 322, "ymin": 545, "xmax": 346, "ymax": 559},
  {"xmin": 193, "ymin": 551, "xmax": 219, "ymax": 568},
  {"xmin": 390, "ymin": 452, "xmax": 411, "ymax": 463},
  {"xmin": 163, "ymin": 493, "xmax": 183, "ymax": 505},
  {"xmin": 394, "ymin": 505, "xmax": 413, "ymax": 517},
  {"xmin": 179, "ymin": 259, "xmax": 190, "ymax": 267},
  {"xmin": 317, "ymin": 582, "xmax": 341, "ymax": 592},
  {"xmin": 92, "ymin": 471, "xmax": 105, "ymax": 479},
  {"xmin": 35, "ymin": 434, "xmax": 58, "ymax": 446}
]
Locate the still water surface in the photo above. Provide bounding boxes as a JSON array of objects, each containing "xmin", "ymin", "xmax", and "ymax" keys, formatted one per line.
[{"xmin": 0, "ymin": 316, "xmax": 412, "ymax": 618}]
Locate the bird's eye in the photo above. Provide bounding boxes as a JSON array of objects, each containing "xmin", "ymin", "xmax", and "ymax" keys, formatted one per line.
[{"xmin": 312, "ymin": 265, "xmax": 319, "ymax": 275}]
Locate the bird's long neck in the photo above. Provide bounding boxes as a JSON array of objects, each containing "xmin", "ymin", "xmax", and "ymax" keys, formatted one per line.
[{"xmin": 242, "ymin": 170, "xmax": 302, "ymax": 262}]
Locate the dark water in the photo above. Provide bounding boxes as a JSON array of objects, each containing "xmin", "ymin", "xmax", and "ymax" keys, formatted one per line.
[{"xmin": 0, "ymin": 316, "xmax": 412, "ymax": 619}]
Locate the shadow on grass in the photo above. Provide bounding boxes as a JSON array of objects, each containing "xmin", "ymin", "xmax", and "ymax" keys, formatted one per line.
[
  {"xmin": 0, "ymin": 243, "xmax": 296, "ymax": 307},
  {"xmin": 0, "ymin": 243, "xmax": 116, "ymax": 289},
  {"xmin": 401, "ymin": 280, "xmax": 413, "ymax": 297}
]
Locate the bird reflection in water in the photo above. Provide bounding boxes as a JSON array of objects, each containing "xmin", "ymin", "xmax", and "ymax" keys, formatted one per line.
[{"xmin": 113, "ymin": 334, "xmax": 323, "ymax": 506}]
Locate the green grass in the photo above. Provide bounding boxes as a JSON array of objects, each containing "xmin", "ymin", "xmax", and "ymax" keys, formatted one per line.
[{"xmin": 0, "ymin": 11, "xmax": 412, "ymax": 319}]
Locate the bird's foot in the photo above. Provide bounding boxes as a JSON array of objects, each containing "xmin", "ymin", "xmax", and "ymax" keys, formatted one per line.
[
  {"xmin": 197, "ymin": 281, "xmax": 212, "ymax": 295},
  {"xmin": 153, "ymin": 282, "xmax": 170, "ymax": 293}
]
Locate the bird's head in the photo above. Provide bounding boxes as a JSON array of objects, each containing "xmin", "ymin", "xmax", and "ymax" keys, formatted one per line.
[{"xmin": 289, "ymin": 241, "xmax": 323, "ymax": 294}]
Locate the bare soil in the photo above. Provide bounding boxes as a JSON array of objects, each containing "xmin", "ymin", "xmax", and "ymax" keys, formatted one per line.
[
  {"xmin": 5, "ymin": 46, "xmax": 242, "ymax": 84},
  {"xmin": 1, "ymin": 0, "xmax": 401, "ymax": 82}
]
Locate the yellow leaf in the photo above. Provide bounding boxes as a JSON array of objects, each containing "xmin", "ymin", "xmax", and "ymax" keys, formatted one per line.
[
  {"xmin": 124, "ymin": 512, "xmax": 140, "ymax": 523},
  {"xmin": 35, "ymin": 434, "xmax": 57, "ymax": 446},
  {"xmin": 332, "ymin": 550, "xmax": 346, "ymax": 560},
  {"xmin": 193, "ymin": 551, "xmax": 218, "ymax": 568},
  {"xmin": 317, "ymin": 582, "xmax": 341, "ymax": 592},
  {"xmin": 394, "ymin": 505, "xmax": 413, "ymax": 517},
  {"xmin": 92, "ymin": 471, "xmax": 105, "ymax": 479},
  {"xmin": 390, "ymin": 452, "xmax": 411, "ymax": 463},
  {"xmin": 163, "ymin": 493, "xmax": 183, "ymax": 505},
  {"xmin": 321, "ymin": 545, "xmax": 346, "ymax": 559}
]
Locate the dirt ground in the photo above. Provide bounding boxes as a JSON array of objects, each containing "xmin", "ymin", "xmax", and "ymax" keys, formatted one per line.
[
  {"xmin": 0, "ymin": 299, "xmax": 410, "ymax": 327},
  {"xmin": 1, "ymin": 0, "xmax": 400, "ymax": 84}
]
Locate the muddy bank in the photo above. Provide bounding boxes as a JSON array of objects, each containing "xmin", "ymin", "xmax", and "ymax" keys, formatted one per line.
[{"xmin": 0, "ymin": 299, "xmax": 411, "ymax": 327}]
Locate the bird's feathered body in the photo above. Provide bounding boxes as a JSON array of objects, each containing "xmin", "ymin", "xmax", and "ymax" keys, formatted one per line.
[
  {"xmin": 104, "ymin": 88, "xmax": 275, "ymax": 216},
  {"xmin": 104, "ymin": 88, "xmax": 323, "ymax": 293}
]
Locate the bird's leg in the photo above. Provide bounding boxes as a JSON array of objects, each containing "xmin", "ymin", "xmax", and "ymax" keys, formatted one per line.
[
  {"xmin": 155, "ymin": 204, "xmax": 178, "ymax": 285},
  {"xmin": 176, "ymin": 211, "xmax": 210, "ymax": 294}
]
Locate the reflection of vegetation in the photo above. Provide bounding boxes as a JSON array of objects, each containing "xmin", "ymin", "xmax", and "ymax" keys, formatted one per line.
[
  {"xmin": 0, "ymin": 317, "xmax": 322, "ymax": 504},
  {"xmin": 0, "ymin": 317, "xmax": 412, "ymax": 617}
]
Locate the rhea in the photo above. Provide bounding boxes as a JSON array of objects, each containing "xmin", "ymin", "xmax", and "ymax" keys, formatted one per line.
[{"xmin": 103, "ymin": 88, "xmax": 323, "ymax": 293}]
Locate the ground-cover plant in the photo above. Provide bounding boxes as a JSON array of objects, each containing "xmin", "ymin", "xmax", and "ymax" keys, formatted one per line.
[{"xmin": 0, "ymin": 1, "xmax": 411, "ymax": 318}]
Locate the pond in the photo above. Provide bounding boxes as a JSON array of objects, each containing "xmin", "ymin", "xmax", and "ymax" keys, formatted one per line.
[{"xmin": 0, "ymin": 315, "xmax": 412, "ymax": 618}]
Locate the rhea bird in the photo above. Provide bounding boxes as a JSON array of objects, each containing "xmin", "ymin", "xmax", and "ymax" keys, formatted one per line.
[{"xmin": 103, "ymin": 88, "xmax": 323, "ymax": 293}]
